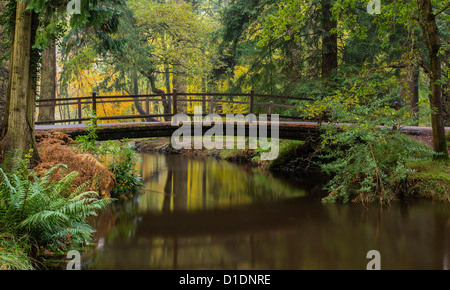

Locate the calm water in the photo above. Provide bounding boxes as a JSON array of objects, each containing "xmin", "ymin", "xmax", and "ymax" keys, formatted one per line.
[{"xmin": 81, "ymin": 153, "xmax": 450, "ymax": 270}]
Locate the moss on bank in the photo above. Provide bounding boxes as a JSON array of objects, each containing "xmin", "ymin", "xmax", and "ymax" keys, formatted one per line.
[{"xmin": 405, "ymin": 160, "xmax": 450, "ymax": 201}]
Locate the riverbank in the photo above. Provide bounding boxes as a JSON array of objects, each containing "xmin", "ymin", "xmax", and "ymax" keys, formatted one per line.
[{"xmin": 134, "ymin": 137, "xmax": 449, "ymax": 203}]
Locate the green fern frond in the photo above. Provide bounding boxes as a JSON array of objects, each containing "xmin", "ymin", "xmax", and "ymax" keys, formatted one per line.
[
  {"xmin": 38, "ymin": 164, "xmax": 68, "ymax": 186},
  {"xmin": 0, "ymin": 154, "xmax": 114, "ymax": 254}
]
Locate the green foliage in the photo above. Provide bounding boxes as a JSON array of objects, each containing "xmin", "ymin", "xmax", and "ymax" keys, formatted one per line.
[
  {"xmin": 0, "ymin": 151, "xmax": 112, "ymax": 257},
  {"xmin": 75, "ymin": 113, "xmax": 99, "ymax": 154},
  {"xmin": 105, "ymin": 141, "xmax": 142, "ymax": 198},
  {"xmin": 304, "ymin": 72, "xmax": 434, "ymax": 204},
  {"xmin": 213, "ymin": 0, "xmax": 286, "ymax": 93}
]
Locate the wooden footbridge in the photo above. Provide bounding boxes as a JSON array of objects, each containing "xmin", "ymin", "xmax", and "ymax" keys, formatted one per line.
[
  {"xmin": 35, "ymin": 90, "xmax": 324, "ymax": 140},
  {"xmin": 35, "ymin": 90, "xmax": 446, "ymax": 140}
]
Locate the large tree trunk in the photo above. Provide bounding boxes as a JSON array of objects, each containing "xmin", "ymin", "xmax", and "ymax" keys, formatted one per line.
[
  {"xmin": 1, "ymin": 0, "xmax": 39, "ymax": 163},
  {"xmin": 164, "ymin": 64, "xmax": 172, "ymax": 117},
  {"xmin": 38, "ymin": 40, "xmax": 56, "ymax": 124},
  {"xmin": 419, "ymin": 0, "xmax": 448, "ymax": 159},
  {"xmin": 140, "ymin": 69, "xmax": 171, "ymax": 120}
]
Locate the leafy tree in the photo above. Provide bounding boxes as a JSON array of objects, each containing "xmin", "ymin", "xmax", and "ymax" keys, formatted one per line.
[
  {"xmin": 127, "ymin": 0, "xmax": 217, "ymax": 113},
  {"xmin": 332, "ymin": 0, "xmax": 449, "ymax": 159},
  {"xmin": 0, "ymin": 0, "xmax": 126, "ymax": 164}
]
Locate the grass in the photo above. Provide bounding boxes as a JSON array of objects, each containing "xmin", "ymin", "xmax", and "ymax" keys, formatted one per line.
[{"xmin": 0, "ymin": 234, "xmax": 35, "ymax": 270}]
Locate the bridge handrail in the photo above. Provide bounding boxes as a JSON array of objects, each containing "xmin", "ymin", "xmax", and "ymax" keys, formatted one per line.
[{"xmin": 35, "ymin": 90, "xmax": 318, "ymax": 125}]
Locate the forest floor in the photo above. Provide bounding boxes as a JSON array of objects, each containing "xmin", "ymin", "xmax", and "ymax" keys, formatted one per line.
[{"xmin": 410, "ymin": 133, "xmax": 450, "ymax": 155}]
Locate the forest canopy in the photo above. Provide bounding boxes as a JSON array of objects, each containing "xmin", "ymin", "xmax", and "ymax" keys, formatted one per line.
[{"xmin": 0, "ymin": 0, "xmax": 448, "ymax": 161}]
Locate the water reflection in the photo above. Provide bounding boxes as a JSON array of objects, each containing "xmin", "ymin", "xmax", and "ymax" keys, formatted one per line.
[
  {"xmin": 82, "ymin": 153, "xmax": 450, "ymax": 270},
  {"xmin": 136, "ymin": 153, "xmax": 311, "ymax": 212}
]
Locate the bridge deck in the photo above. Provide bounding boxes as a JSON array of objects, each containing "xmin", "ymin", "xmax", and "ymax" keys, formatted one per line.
[
  {"xmin": 35, "ymin": 121, "xmax": 322, "ymax": 141},
  {"xmin": 35, "ymin": 121, "xmax": 448, "ymax": 141}
]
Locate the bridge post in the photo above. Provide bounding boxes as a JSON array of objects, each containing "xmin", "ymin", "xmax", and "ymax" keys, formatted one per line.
[
  {"xmin": 249, "ymin": 89, "xmax": 254, "ymax": 114},
  {"xmin": 172, "ymin": 89, "xmax": 178, "ymax": 115},
  {"xmin": 92, "ymin": 91, "xmax": 97, "ymax": 117},
  {"xmin": 209, "ymin": 97, "xmax": 214, "ymax": 114},
  {"xmin": 78, "ymin": 98, "xmax": 82, "ymax": 124}
]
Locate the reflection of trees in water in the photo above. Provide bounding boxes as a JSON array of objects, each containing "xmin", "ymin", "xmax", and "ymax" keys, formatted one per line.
[
  {"xmin": 162, "ymin": 155, "xmax": 188, "ymax": 212},
  {"xmin": 162, "ymin": 157, "xmax": 172, "ymax": 213},
  {"xmin": 156, "ymin": 154, "xmax": 310, "ymax": 211},
  {"xmin": 432, "ymin": 207, "xmax": 450, "ymax": 270}
]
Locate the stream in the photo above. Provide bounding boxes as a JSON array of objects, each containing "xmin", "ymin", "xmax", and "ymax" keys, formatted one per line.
[{"xmin": 80, "ymin": 152, "xmax": 450, "ymax": 270}]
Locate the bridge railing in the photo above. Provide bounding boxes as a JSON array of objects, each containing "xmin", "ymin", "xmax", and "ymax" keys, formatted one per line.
[{"xmin": 35, "ymin": 90, "xmax": 317, "ymax": 125}]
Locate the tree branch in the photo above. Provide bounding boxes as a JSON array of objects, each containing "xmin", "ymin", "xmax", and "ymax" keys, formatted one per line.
[
  {"xmin": 419, "ymin": 60, "xmax": 433, "ymax": 76},
  {"xmin": 434, "ymin": 3, "xmax": 450, "ymax": 17}
]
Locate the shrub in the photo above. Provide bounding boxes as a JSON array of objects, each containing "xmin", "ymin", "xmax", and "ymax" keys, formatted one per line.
[
  {"xmin": 103, "ymin": 141, "xmax": 142, "ymax": 198},
  {"xmin": 304, "ymin": 71, "xmax": 434, "ymax": 204}
]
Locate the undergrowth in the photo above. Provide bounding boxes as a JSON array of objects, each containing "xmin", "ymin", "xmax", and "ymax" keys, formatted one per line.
[
  {"xmin": 74, "ymin": 114, "xmax": 143, "ymax": 198},
  {"xmin": 35, "ymin": 131, "xmax": 115, "ymax": 197}
]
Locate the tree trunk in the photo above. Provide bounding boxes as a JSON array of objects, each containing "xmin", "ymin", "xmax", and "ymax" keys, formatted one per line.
[
  {"xmin": 400, "ymin": 66, "xmax": 420, "ymax": 125},
  {"xmin": 1, "ymin": 0, "xmax": 39, "ymax": 163},
  {"xmin": 321, "ymin": 0, "xmax": 338, "ymax": 78},
  {"xmin": 164, "ymin": 63, "xmax": 172, "ymax": 115},
  {"xmin": 38, "ymin": 39, "xmax": 56, "ymax": 124},
  {"xmin": 173, "ymin": 0, "xmax": 187, "ymax": 114},
  {"xmin": 411, "ymin": 67, "xmax": 420, "ymax": 125},
  {"xmin": 172, "ymin": 62, "xmax": 187, "ymax": 114},
  {"xmin": 131, "ymin": 69, "xmax": 160, "ymax": 122},
  {"xmin": 419, "ymin": 0, "xmax": 448, "ymax": 159},
  {"xmin": 140, "ymin": 69, "xmax": 171, "ymax": 120}
]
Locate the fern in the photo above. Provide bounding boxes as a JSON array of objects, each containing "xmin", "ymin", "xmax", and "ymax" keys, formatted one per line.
[{"xmin": 0, "ymin": 152, "xmax": 113, "ymax": 254}]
